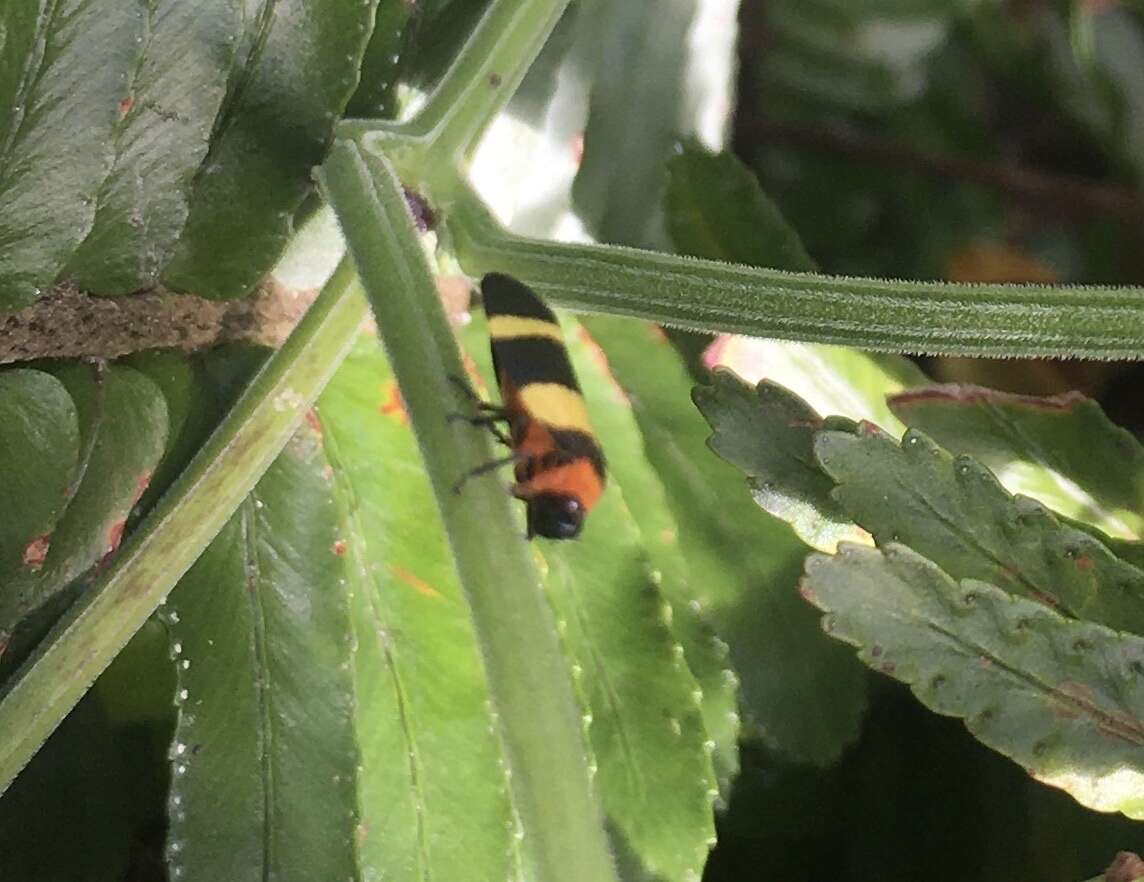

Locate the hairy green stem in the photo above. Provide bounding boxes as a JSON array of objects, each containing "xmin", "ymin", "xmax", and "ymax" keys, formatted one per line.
[
  {"xmin": 338, "ymin": 0, "xmax": 569, "ymax": 189},
  {"xmin": 449, "ymin": 187, "xmax": 1144, "ymax": 360},
  {"xmin": 319, "ymin": 141, "xmax": 620, "ymax": 882},
  {"xmin": 0, "ymin": 260, "xmax": 367, "ymax": 796}
]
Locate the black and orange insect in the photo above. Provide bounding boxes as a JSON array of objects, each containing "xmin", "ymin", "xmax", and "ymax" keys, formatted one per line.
[{"xmin": 453, "ymin": 273, "xmax": 606, "ymax": 540}]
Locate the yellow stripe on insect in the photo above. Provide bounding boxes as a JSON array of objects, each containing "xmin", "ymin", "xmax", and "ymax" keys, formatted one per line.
[
  {"xmin": 488, "ymin": 315, "xmax": 564, "ymax": 343},
  {"xmin": 518, "ymin": 383, "xmax": 594, "ymax": 434}
]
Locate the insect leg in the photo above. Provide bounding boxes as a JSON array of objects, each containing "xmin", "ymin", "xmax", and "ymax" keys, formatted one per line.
[
  {"xmin": 447, "ymin": 410, "xmax": 512, "ymax": 444},
  {"xmin": 447, "ymin": 374, "xmax": 506, "ymax": 412},
  {"xmin": 451, "ymin": 452, "xmax": 523, "ymax": 494}
]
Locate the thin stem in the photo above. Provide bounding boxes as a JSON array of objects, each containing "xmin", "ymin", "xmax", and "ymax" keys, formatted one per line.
[
  {"xmin": 338, "ymin": 0, "xmax": 569, "ymax": 189},
  {"xmin": 0, "ymin": 259, "xmax": 367, "ymax": 796},
  {"xmin": 448, "ymin": 185, "xmax": 1144, "ymax": 360},
  {"xmin": 319, "ymin": 140, "xmax": 619, "ymax": 882}
]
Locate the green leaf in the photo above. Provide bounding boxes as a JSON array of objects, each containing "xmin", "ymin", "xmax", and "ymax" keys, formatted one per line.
[
  {"xmin": 549, "ymin": 321, "xmax": 718, "ymax": 881},
  {"xmin": 816, "ymin": 426, "xmax": 1144, "ymax": 633},
  {"xmin": 321, "ymin": 143, "xmax": 619, "ymax": 882},
  {"xmin": 692, "ymin": 369, "xmax": 867, "ymax": 553},
  {"xmin": 316, "ymin": 335, "xmax": 519, "ymax": 882},
  {"xmin": 459, "ymin": 314, "xmax": 719, "ymax": 879},
  {"xmin": 889, "ymin": 385, "xmax": 1144, "ymax": 541},
  {"xmin": 666, "ymin": 145, "xmax": 816, "ymax": 271},
  {"xmin": 569, "ymin": 326, "xmax": 742, "ymax": 793},
  {"xmin": 705, "ymin": 336, "xmax": 927, "ymax": 437},
  {"xmin": 571, "ymin": 0, "xmax": 700, "ymax": 248},
  {"xmin": 93, "ymin": 615, "xmax": 176, "ymax": 727},
  {"xmin": 123, "ymin": 350, "xmax": 218, "ymax": 518},
  {"xmin": 345, "ymin": 0, "xmax": 414, "ymax": 119},
  {"xmin": 165, "ymin": 426, "xmax": 359, "ymax": 882},
  {"xmin": 0, "ymin": 0, "xmax": 144, "ymax": 307},
  {"xmin": 0, "ymin": 259, "xmax": 366, "ymax": 801},
  {"xmin": 583, "ymin": 317, "xmax": 867, "ymax": 768},
  {"xmin": 759, "ymin": 0, "xmax": 950, "ymax": 115},
  {"xmin": 803, "ymin": 543, "xmax": 1144, "ymax": 819},
  {"xmin": 0, "ymin": 363, "xmax": 168, "ymax": 642},
  {"xmin": 61, "ymin": 0, "xmax": 238, "ymax": 293},
  {"xmin": 0, "ymin": 369, "xmax": 80, "ymax": 587},
  {"xmin": 395, "ymin": 0, "xmax": 492, "ymax": 90},
  {"xmin": 162, "ymin": 0, "xmax": 378, "ymax": 299},
  {"xmin": 664, "ymin": 144, "xmax": 928, "ymax": 438}
]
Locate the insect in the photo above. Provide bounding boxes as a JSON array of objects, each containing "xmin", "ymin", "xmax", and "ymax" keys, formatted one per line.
[{"xmin": 453, "ymin": 273, "xmax": 606, "ymax": 540}]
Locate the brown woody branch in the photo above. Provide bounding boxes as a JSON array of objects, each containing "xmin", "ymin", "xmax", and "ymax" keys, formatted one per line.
[{"xmin": 742, "ymin": 118, "xmax": 1144, "ymax": 225}]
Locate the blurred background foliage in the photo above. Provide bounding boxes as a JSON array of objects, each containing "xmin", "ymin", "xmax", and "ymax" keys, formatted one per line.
[
  {"xmin": 3, "ymin": 0, "xmax": 1144, "ymax": 880},
  {"xmin": 716, "ymin": 1, "xmax": 1144, "ymax": 877}
]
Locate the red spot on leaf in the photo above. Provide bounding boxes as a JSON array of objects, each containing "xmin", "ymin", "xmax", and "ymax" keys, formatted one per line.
[
  {"xmin": 118, "ymin": 95, "xmax": 135, "ymax": 117},
  {"xmin": 22, "ymin": 534, "xmax": 51, "ymax": 570},
  {"xmin": 102, "ymin": 519, "xmax": 127, "ymax": 562},
  {"xmin": 1075, "ymin": 555, "xmax": 1095, "ymax": 573},
  {"xmin": 389, "ymin": 564, "xmax": 443, "ymax": 600},
  {"xmin": 379, "ymin": 381, "xmax": 409, "ymax": 424},
  {"xmin": 332, "ymin": 539, "xmax": 347, "ymax": 557},
  {"xmin": 304, "ymin": 409, "xmax": 323, "ymax": 436},
  {"xmin": 856, "ymin": 420, "xmax": 889, "ymax": 437}
]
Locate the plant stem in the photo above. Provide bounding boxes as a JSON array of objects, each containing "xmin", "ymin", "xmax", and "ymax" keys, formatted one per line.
[
  {"xmin": 0, "ymin": 259, "xmax": 367, "ymax": 796},
  {"xmin": 448, "ymin": 186, "xmax": 1144, "ymax": 360},
  {"xmin": 337, "ymin": 0, "xmax": 569, "ymax": 189},
  {"xmin": 319, "ymin": 140, "xmax": 620, "ymax": 882}
]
